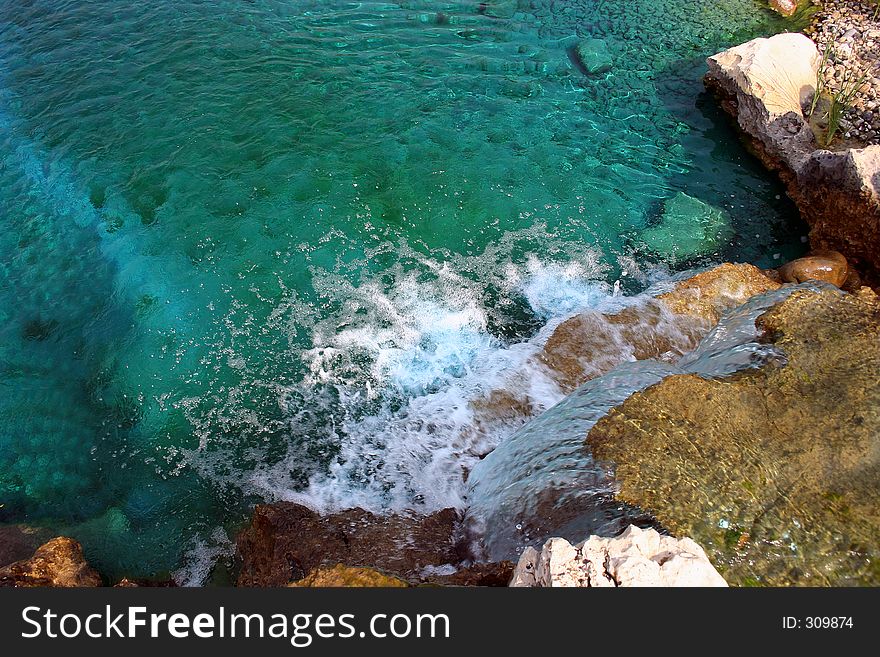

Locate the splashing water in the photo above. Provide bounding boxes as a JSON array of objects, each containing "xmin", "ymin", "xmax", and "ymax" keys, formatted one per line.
[
  {"xmin": 0, "ymin": 0, "xmax": 810, "ymax": 582},
  {"xmin": 465, "ymin": 282, "xmax": 832, "ymax": 561}
]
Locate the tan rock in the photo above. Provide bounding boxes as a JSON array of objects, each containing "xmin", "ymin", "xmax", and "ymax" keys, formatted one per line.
[
  {"xmin": 289, "ymin": 565, "xmax": 408, "ymax": 588},
  {"xmin": 657, "ymin": 262, "xmax": 781, "ymax": 324},
  {"xmin": 705, "ymin": 34, "xmax": 880, "ymax": 284},
  {"xmin": 778, "ymin": 250, "xmax": 849, "ymax": 287},
  {"xmin": 587, "ymin": 288, "xmax": 880, "ymax": 585},
  {"xmin": 509, "ymin": 526, "xmax": 727, "ymax": 587},
  {"xmin": 538, "ymin": 300, "xmax": 702, "ymax": 392},
  {"xmin": 0, "ymin": 537, "xmax": 102, "ymax": 587}
]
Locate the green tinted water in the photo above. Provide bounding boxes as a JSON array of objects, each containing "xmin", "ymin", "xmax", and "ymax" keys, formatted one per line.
[{"xmin": 0, "ymin": 0, "xmax": 807, "ymax": 582}]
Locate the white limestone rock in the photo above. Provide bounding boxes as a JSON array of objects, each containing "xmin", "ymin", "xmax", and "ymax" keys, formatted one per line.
[{"xmin": 509, "ymin": 525, "xmax": 728, "ymax": 587}]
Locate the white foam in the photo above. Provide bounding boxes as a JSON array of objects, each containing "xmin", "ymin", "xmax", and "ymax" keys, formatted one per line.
[
  {"xmin": 183, "ymin": 229, "xmax": 629, "ymax": 515},
  {"xmin": 172, "ymin": 527, "xmax": 234, "ymax": 587}
]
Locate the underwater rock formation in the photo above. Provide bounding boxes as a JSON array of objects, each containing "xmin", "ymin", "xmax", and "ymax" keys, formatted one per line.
[
  {"xmin": 575, "ymin": 38, "xmax": 613, "ymax": 75},
  {"xmin": 0, "ymin": 524, "xmax": 53, "ymax": 568},
  {"xmin": 510, "ymin": 525, "xmax": 727, "ymax": 587},
  {"xmin": 640, "ymin": 192, "xmax": 733, "ymax": 262},
  {"xmin": 705, "ymin": 33, "xmax": 880, "ymax": 284},
  {"xmin": 587, "ymin": 287, "xmax": 880, "ymax": 585},
  {"xmin": 0, "ymin": 537, "xmax": 102, "ymax": 587}
]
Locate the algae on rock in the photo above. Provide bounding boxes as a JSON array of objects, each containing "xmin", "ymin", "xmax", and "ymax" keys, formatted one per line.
[{"xmin": 587, "ymin": 288, "xmax": 880, "ymax": 585}]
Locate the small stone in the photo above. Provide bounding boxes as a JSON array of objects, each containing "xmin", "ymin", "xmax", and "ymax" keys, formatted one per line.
[{"xmin": 777, "ymin": 250, "xmax": 850, "ymax": 287}]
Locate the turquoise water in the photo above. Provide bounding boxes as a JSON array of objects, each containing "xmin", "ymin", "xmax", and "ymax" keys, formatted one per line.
[{"xmin": 0, "ymin": 0, "xmax": 806, "ymax": 582}]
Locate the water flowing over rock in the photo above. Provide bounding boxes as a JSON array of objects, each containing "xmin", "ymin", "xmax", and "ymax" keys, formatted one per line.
[
  {"xmin": 467, "ymin": 282, "xmax": 810, "ymax": 562},
  {"xmin": 705, "ymin": 33, "xmax": 880, "ymax": 284},
  {"xmin": 0, "ymin": 537, "xmax": 102, "ymax": 587},
  {"xmin": 656, "ymin": 262, "xmax": 781, "ymax": 324},
  {"xmin": 510, "ymin": 525, "xmax": 727, "ymax": 587},
  {"xmin": 539, "ymin": 263, "xmax": 780, "ymax": 393},
  {"xmin": 587, "ymin": 287, "xmax": 880, "ymax": 585}
]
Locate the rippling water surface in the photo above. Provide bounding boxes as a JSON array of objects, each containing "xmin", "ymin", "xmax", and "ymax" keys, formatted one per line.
[{"xmin": 0, "ymin": 0, "xmax": 807, "ymax": 581}]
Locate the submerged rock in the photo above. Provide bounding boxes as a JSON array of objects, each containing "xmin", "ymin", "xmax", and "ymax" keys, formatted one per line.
[
  {"xmin": 705, "ymin": 33, "xmax": 880, "ymax": 284},
  {"xmin": 587, "ymin": 288, "xmax": 880, "ymax": 585},
  {"xmin": 289, "ymin": 565, "xmax": 408, "ymax": 588},
  {"xmin": 0, "ymin": 524, "xmax": 53, "ymax": 568},
  {"xmin": 641, "ymin": 192, "xmax": 732, "ymax": 262},
  {"xmin": 540, "ymin": 300, "xmax": 701, "ymax": 393},
  {"xmin": 777, "ymin": 249, "xmax": 849, "ymax": 287},
  {"xmin": 0, "ymin": 537, "xmax": 102, "ymax": 587},
  {"xmin": 510, "ymin": 525, "xmax": 727, "ymax": 587},
  {"xmin": 575, "ymin": 38, "xmax": 613, "ymax": 75}
]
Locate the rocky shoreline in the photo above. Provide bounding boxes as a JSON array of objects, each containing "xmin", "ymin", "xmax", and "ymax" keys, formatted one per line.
[{"xmin": 3, "ymin": 2, "xmax": 880, "ymax": 588}]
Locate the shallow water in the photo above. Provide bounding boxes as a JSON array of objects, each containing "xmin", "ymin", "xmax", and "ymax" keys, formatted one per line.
[{"xmin": 0, "ymin": 0, "xmax": 807, "ymax": 581}]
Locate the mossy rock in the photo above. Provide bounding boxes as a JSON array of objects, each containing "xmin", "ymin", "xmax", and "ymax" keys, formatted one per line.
[
  {"xmin": 587, "ymin": 288, "xmax": 880, "ymax": 585},
  {"xmin": 290, "ymin": 565, "xmax": 409, "ymax": 588}
]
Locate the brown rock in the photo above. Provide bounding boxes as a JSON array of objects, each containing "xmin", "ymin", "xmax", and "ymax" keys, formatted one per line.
[
  {"xmin": 777, "ymin": 250, "xmax": 849, "ymax": 287},
  {"xmin": 539, "ymin": 300, "xmax": 702, "ymax": 393},
  {"xmin": 0, "ymin": 537, "xmax": 102, "ymax": 587},
  {"xmin": 236, "ymin": 503, "xmax": 465, "ymax": 587},
  {"xmin": 794, "ymin": 148, "xmax": 880, "ymax": 285},
  {"xmin": 657, "ymin": 263, "xmax": 781, "ymax": 324},
  {"xmin": 289, "ymin": 565, "xmax": 408, "ymax": 588},
  {"xmin": 587, "ymin": 288, "xmax": 880, "ymax": 585}
]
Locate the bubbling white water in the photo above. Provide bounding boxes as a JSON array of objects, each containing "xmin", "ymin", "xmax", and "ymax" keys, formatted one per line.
[{"xmin": 178, "ymin": 227, "xmax": 680, "ymax": 519}]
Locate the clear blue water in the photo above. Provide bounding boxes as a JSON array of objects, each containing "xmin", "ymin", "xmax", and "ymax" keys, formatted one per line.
[{"xmin": 0, "ymin": 0, "xmax": 807, "ymax": 582}]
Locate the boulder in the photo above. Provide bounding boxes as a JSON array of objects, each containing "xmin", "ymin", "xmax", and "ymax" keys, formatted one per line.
[
  {"xmin": 538, "ymin": 263, "xmax": 779, "ymax": 392},
  {"xmin": 289, "ymin": 565, "xmax": 408, "ymax": 588},
  {"xmin": 705, "ymin": 33, "xmax": 880, "ymax": 284},
  {"xmin": 777, "ymin": 249, "xmax": 848, "ymax": 287},
  {"xmin": 575, "ymin": 39, "xmax": 613, "ymax": 75},
  {"xmin": 0, "ymin": 537, "xmax": 102, "ymax": 587},
  {"xmin": 641, "ymin": 192, "xmax": 733, "ymax": 261},
  {"xmin": 539, "ymin": 300, "xmax": 702, "ymax": 392},
  {"xmin": 510, "ymin": 525, "xmax": 727, "ymax": 587},
  {"xmin": 587, "ymin": 288, "xmax": 880, "ymax": 585}
]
